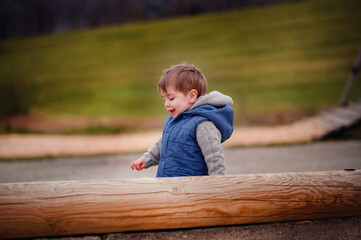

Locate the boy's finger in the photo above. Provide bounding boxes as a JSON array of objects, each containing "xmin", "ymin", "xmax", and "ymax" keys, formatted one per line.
[{"xmin": 138, "ymin": 163, "xmax": 145, "ymax": 171}]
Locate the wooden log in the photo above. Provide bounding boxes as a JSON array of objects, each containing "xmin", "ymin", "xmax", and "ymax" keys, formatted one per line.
[{"xmin": 1, "ymin": 170, "xmax": 361, "ymax": 239}]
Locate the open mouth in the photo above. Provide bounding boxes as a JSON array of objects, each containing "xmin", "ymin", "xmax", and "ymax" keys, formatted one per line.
[{"xmin": 169, "ymin": 109, "xmax": 175, "ymax": 115}]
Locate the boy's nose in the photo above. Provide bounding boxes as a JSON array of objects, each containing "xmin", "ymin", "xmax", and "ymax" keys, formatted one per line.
[{"xmin": 164, "ymin": 100, "xmax": 170, "ymax": 107}]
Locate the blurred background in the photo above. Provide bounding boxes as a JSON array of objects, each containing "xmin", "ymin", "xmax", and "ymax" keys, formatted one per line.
[{"xmin": 1, "ymin": 0, "xmax": 361, "ymax": 134}]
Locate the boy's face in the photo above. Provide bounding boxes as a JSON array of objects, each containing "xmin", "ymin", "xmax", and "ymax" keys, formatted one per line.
[{"xmin": 161, "ymin": 86, "xmax": 197, "ymax": 118}]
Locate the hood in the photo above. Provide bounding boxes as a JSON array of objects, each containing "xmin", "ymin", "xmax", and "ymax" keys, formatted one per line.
[
  {"xmin": 187, "ymin": 91, "xmax": 234, "ymax": 142},
  {"xmin": 190, "ymin": 91, "xmax": 233, "ymax": 110}
]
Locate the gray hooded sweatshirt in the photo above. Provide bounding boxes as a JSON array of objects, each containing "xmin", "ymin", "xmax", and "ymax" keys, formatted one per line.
[{"xmin": 141, "ymin": 91, "xmax": 233, "ymax": 175}]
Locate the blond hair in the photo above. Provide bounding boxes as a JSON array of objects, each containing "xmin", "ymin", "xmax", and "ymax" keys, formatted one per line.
[{"xmin": 158, "ymin": 63, "xmax": 207, "ymax": 97}]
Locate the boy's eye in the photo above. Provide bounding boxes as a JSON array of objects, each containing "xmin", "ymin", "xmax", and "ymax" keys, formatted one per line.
[{"xmin": 169, "ymin": 98, "xmax": 175, "ymax": 101}]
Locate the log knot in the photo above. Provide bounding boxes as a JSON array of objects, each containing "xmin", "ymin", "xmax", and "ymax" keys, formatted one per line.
[{"xmin": 171, "ymin": 186, "xmax": 184, "ymax": 195}]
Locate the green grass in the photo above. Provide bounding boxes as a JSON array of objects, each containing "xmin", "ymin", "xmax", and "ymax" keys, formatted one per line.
[{"xmin": 1, "ymin": 0, "xmax": 361, "ymax": 124}]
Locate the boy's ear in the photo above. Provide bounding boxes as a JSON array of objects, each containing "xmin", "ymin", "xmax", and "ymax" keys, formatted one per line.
[{"xmin": 189, "ymin": 89, "xmax": 198, "ymax": 104}]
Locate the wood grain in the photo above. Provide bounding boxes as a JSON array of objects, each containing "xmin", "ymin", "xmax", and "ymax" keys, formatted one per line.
[{"xmin": 1, "ymin": 170, "xmax": 360, "ymax": 239}]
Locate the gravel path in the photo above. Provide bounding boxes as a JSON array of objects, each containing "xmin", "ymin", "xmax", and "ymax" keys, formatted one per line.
[
  {"xmin": 3, "ymin": 100, "xmax": 361, "ymax": 159},
  {"xmin": 1, "ymin": 140, "xmax": 360, "ymax": 183}
]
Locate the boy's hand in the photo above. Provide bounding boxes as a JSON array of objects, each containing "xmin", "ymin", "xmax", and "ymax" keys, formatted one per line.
[{"xmin": 130, "ymin": 159, "xmax": 147, "ymax": 171}]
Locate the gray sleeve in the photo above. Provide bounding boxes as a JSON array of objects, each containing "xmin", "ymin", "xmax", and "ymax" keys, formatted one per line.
[
  {"xmin": 196, "ymin": 121, "xmax": 226, "ymax": 175},
  {"xmin": 141, "ymin": 137, "xmax": 161, "ymax": 168}
]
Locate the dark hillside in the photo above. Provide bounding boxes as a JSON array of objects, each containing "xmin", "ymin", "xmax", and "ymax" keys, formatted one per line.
[{"xmin": 1, "ymin": 0, "xmax": 305, "ymax": 39}]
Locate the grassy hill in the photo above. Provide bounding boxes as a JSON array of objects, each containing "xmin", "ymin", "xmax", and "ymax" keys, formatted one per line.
[{"xmin": 1, "ymin": 0, "xmax": 361, "ymax": 130}]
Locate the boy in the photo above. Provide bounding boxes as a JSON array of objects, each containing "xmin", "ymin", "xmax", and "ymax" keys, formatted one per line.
[{"xmin": 130, "ymin": 63, "xmax": 234, "ymax": 177}]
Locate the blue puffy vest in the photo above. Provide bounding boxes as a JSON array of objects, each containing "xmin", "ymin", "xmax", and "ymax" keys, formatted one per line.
[{"xmin": 156, "ymin": 104, "xmax": 234, "ymax": 177}]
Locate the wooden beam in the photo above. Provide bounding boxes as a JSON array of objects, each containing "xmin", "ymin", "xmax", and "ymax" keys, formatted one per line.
[
  {"xmin": 340, "ymin": 45, "xmax": 361, "ymax": 106},
  {"xmin": 1, "ymin": 170, "xmax": 360, "ymax": 239}
]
